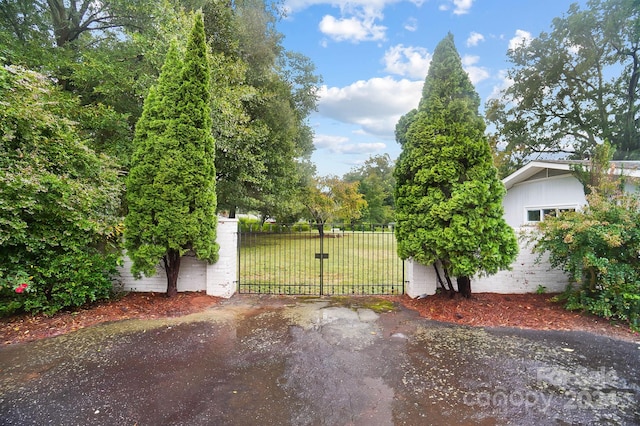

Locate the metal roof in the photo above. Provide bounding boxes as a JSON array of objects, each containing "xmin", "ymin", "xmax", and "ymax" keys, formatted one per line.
[{"xmin": 501, "ymin": 160, "xmax": 640, "ymax": 190}]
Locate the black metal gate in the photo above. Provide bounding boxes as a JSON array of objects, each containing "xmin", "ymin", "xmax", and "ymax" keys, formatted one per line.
[{"xmin": 237, "ymin": 223, "xmax": 404, "ymax": 295}]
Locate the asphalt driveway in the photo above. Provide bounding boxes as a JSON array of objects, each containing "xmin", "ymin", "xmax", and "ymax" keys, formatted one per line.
[{"xmin": 1, "ymin": 296, "xmax": 639, "ymax": 425}]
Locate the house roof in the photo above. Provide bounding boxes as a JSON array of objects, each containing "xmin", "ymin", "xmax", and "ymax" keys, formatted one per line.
[{"xmin": 502, "ymin": 160, "xmax": 640, "ymax": 190}]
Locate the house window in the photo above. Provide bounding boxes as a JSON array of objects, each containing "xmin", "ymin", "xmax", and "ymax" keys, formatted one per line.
[
  {"xmin": 527, "ymin": 210, "xmax": 541, "ymax": 222},
  {"xmin": 526, "ymin": 207, "xmax": 576, "ymax": 223}
]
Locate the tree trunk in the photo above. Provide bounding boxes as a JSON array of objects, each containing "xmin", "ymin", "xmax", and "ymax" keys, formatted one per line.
[
  {"xmin": 163, "ymin": 249, "xmax": 181, "ymax": 298},
  {"xmin": 434, "ymin": 262, "xmax": 455, "ymax": 296},
  {"xmin": 457, "ymin": 276, "xmax": 472, "ymax": 299}
]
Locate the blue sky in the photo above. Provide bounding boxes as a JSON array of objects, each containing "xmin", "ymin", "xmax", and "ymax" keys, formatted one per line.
[{"xmin": 277, "ymin": 0, "xmax": 588, "ymax": 177}]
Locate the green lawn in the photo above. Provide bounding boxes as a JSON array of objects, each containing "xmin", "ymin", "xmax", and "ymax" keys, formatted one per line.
[{"xmin": 238, "ymin": 230, "xmax": 404, "ymax": 295}]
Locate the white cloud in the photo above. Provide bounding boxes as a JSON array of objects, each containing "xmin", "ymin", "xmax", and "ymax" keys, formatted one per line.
[
  {"xmin": 314, "ymin": 134, "xmax": 349, "ymax": 150},
  {"xmin": 319, "ymin": 14, "xmax": 386, "ymax": 42},
  {"xmin": 404, "ymin": 17, "xmax": 418, "ymax": 32},
  {"xmin": 313, "ymin": 134, "xmax": 386, "ymax": 155},
  {"xmin": 452, "ymin": 0, "xmax": 473, "ymax": 15},
  {"xmin": 488, "ymin": 69, "xmax": 514, "ymax": 101},
  {"xmin": 438, "ymin": 0, "xmax": 474, "ymax": 15},
  {"xmin": 508, "ymin": 29, "xmax": 533, "ymax": 51},
  {"xmin": 461, "ymin": 55, "xmax": 479, "ymax": 67},
  {"xmin": 317, "ymin": 77, "xmax": 423, "ymax": 138},
  {"xmin": 286, "ymin": 0, "xmax": 425, "ymax": 43},
  {"xmin": 284, "ymin": 0, "xmax": 420, "ymax": 14},
  {"xmin": 339, "ymin": 142, "xmax": 387, "ymax": 154},
  {"xmin": 382, "ymin": 44, "xmax": 431, "ymax": 79},
  {"xmin": 567, "ymin": 40, "xmax": 581, "ymax": 55},
  {"xmin": 466, "ymin": 31, "xmax": 485, "ymax": 47},
  {"xmin": 461, "ymin": 55, "xmax": 489, "ymax": 84}
]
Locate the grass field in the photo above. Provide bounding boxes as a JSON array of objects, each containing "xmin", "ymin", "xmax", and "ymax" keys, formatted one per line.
[{"xmin": 238, "ymin": 229, "xmax": 404, "ymax": 295}]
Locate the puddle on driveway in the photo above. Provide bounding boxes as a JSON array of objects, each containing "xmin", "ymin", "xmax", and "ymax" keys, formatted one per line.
[{"xmin": 1, "ymin": 296, "xmax": 638, "ymax": 425}]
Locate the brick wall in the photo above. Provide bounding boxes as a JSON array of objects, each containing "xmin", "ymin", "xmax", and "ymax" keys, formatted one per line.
[
  {"xmin": 405, "ymin": 227, "xmax": 570, "ymax": 297},
  {"xmin": 115, "ymin": 218, "xmax": 238, "ymax": 298}
]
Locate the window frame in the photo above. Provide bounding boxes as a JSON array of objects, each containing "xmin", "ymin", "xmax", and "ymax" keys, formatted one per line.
[{"xmin": 524, "ymin": 205, "xmax": 578, "ymax": 224}]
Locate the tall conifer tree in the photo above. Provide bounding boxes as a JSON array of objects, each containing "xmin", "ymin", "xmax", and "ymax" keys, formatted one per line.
[
  {"xmin": 394, "ymin": 33, "xmax": 517, "ymax": 297},
  {"xmin": 125, "ymin": 12, "xmax": 218, "ymax": 297}
]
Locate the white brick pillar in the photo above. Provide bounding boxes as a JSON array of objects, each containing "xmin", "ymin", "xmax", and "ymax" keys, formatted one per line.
[
  {"xmin": 405, "ymin": 259, "xmax": 438, "ymax": 298},
  {"xmin": 205, "ymin": 217, "xmax": 238, "ymax": 298}
]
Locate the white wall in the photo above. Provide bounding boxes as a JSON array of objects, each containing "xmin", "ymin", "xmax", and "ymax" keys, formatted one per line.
[
  {"xmin": 115, "ymin": 218, "xmax": 238, "ymax": 298},
  {"xmin": 118, "ymin": 215, "xmax": 570, "ymax": 297},
  {"xmin": 405, "ymin": 228, "xmax": 570, "ymax": 296},
  {"xmin": 503, "ymin": 175, "xmax": 586, "ymax": 228},
  {"xmin": 204, "ymin": 217, "xmax": 238, "ymax": 298}
]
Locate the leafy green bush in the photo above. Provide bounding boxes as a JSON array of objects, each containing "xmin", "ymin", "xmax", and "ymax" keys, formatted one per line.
[
  {"xmin": 261, "ymin": 222, "xmax": 278, "ymax": 232},
  {"xmin": 38, "ymin": 252, "xmax": 118, "ymax": 314},
  {"xmin": 292, "ymin": 222, "xmax": 311, "ymax": 232},
  {"xmin": 0, "ymin": 65, "xmax": 123, "ymax": 316},
  {"xmin": 534, "ymin": 189, "xmax": 640, "ymax": 331},
  {"xmin": 238, "ymin": 217, "xmax": 261, "ymax": 232},
  {"xmin": 0, "ymin": 270, "xmax": 33, "ymax": 316}
]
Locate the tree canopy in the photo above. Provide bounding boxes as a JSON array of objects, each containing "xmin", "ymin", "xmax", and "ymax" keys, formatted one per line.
[
  {"xmin": 0, "ymin": 0, "xmax": 322, "ymax": 302},
  {"xmin": 0, "ymin": 1, "xmax": 320, "ymax": 214},
  {"xmin": 196, "ymin": 0, "xmax": 321, "ymax": 219},
  {"xmin": 303, "ymin": 176, "xmax": 367, "ymax": 226},
  {"xmin": 487, "ymin": 0, "xmax": 640, "ymax": 171},
  {"xmin": 125, "ymin": 12, "xmax": 218, "ymax": 297},
  {"xmin": 344, "ymin": 154, "xmax": 395, "ymax": 224},
  {"xmin": 394, "ymin": 33, "xmax": 518, "ymax": 297},
  {"xmin": 0, "ymin": 0, "xmax": 190, "ymax": 164}
]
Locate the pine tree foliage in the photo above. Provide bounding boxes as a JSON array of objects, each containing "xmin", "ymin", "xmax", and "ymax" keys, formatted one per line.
[
  {"xmin": 394, "ymin": 33, "xmax": 518, "ymax": 297},
  {"xmin": 125, "ymin": 12, "xmax": 218, "ymax": 297}
]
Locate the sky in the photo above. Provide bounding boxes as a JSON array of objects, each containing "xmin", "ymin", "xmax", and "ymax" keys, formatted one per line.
[{"xmin": 277, "ymin": 0, "xmax": 589, "ymax": 177}]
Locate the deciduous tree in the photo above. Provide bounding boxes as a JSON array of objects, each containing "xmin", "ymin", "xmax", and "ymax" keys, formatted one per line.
[
  {"xmin": 394, "ymin": 33, "xmax": 518, "ymax": 298},
  {"xmin": 0, "ymin": 0, "xmax": 191, "ymax": 164},
  {"xmin": 304, "ymin": 176, "xmax": 367, "ymax": 227},
  {"xmin": 204, "ymin": 0, "xmax": 320, "ymax": 218},
  {"xmin": 344, "ymin": 154, "xmax": 395, "ymax": 224},
  {"xmin": 487, "ymin": 0, "xmax": 640, "ymax": 164}
]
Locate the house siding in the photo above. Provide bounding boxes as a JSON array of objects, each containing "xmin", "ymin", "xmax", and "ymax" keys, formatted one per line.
[{"xmin": 503, "ymin": 175, "xmax": 586, "ymax": 228}]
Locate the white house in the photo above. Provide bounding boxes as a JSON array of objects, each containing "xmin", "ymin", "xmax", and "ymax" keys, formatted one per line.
[
  {"xmin": 502, "ymin": 160, "xmax": 640, "ymax": 228},
  {"xmin": 406, "ymin": 160, "xmax": 640, "ymax": 297}
]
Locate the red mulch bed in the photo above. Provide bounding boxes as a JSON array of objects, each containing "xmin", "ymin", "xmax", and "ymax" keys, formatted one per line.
[
  {"xmin": 398, "ymin": 292, "xmax": 639, "ymax": 342},
  {"xmin": 0, "ymin": 292, "xmax": 221, "ymax": 345},
  {"xmin": 1, "ymin": 291, "xmax": 638, "ymax": 345}
]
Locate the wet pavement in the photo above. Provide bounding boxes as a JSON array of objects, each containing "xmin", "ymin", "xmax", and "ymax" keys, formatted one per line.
[{"xmin": 0, "ymin": 295, "xmax": 639, "ymax": 425}]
